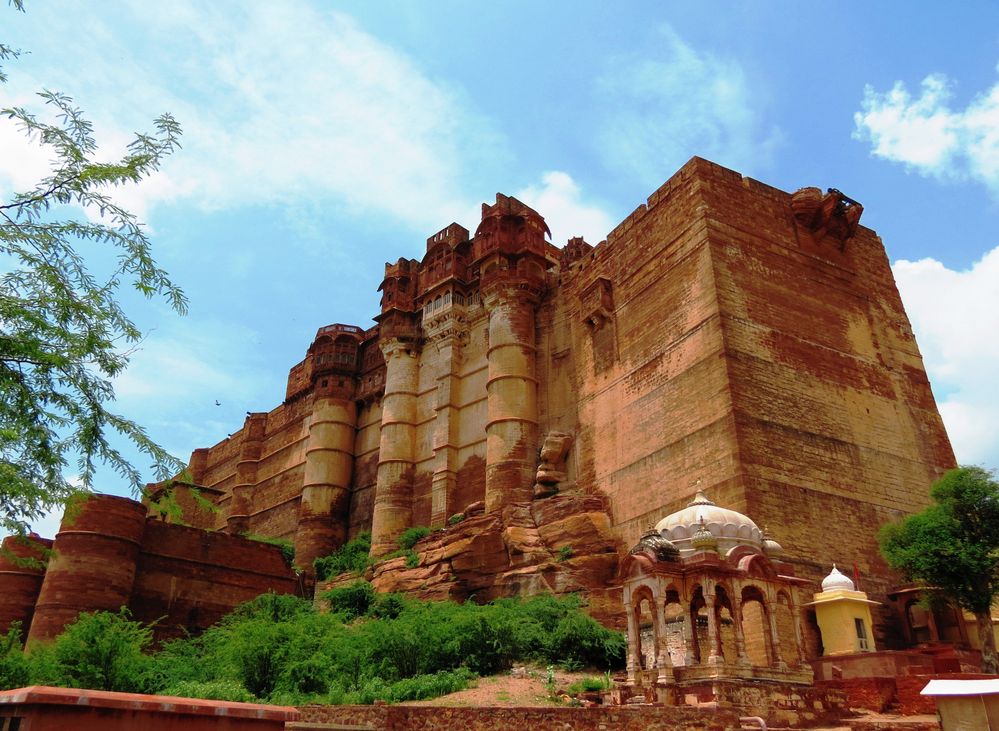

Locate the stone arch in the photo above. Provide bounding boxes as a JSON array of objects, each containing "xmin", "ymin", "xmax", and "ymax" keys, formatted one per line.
[
  {"xmin": 741, "ymin": 584, "xmax": 772, "ymax": 667},
  {"xmin": 631, "ymin": 584, "xmax": 659, "ymax": 671},
  {"xmin": 663, "ymin": 585, "xmax": 687, "ymax": 666},
  {"xmin": 773, "ymin": 590, "xmax": 799, "ymax": 667},
  {"xmin": 715, "ymin": 584, "xmax": 738, "ymax": 664}
]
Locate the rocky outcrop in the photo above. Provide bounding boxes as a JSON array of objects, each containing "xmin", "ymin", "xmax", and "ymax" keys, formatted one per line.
[{"xmin": 316, "ymin": 491, "xmax": 624, "ymax": 626}]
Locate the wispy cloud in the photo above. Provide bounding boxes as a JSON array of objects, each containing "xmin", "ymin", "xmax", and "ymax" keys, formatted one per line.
[
  {"xmin": 893, "ymin": 247, "xmax": 999, "ymax": 469},
  {"xmin": 1, "ymin": 0, "xmax": 508, "ymax": 231},
  {"xmin": 593, "ymin": 25, "xmax": 780, "ymax": 188},
  {"xmin": 516, "ymin": 171, "xmax": 615, "ymax": 246},
  {"xmin": 855, "ymin": 66, "xmax": 999, "ymax": 194}
]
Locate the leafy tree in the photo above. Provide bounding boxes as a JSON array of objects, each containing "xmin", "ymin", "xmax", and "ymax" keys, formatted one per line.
[
  {"xmin": 1, "ymin": 3, "xmax": 185, "ymax": 535},
  {"xmin": 879, "ymin": 466, "xmax": 999, "ymax": 673}
]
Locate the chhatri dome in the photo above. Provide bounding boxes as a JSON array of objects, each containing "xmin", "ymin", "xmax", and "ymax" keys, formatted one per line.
[
  {"xmin": 821, "ymin": 564, "xmax": 856, "ymax": 592},
  {"xmin": 654, "ymin": 490, "xmax": 779, "ymax": 557}
]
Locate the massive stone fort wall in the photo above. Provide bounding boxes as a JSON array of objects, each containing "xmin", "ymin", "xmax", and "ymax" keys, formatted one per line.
[
  {"xmin": 172, "ymin": 157, "xmax": 954, "ymax": 606},
  {"xmin": 1, "ymin": 157, "xmax": 954, "ymax": 646}
]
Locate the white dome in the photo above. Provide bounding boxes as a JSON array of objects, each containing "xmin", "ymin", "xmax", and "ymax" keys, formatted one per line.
[
  {"xmin": 654, "ymin": 490, "xmax": 763, "ymax": 556},
  {"xmin": 821, "ymin": 564, "xmax": 855, "ymax": 592}
]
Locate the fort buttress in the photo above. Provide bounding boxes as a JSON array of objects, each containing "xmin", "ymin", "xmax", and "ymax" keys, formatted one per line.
[{"xmin": 4, "ymin": 157, "xmax": 956, "ymax": 647}]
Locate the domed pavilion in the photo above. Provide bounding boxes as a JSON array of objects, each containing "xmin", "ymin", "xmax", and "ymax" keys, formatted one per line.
[{"xmin": 621, "ymin": 490, "xmax": 814, "ymax": 696}]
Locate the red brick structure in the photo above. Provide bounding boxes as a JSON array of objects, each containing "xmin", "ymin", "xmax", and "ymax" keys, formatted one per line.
[
  {"xmin": 28, "ymin": 157, "xmax": 951, "ymax": 652},
  {"xmin": 3, "ymin": 493, "xmax": 299, "ymax": 645},
  {"xmin": 0, "ymin": 686, "xmax": 297, "ymax": 730}
]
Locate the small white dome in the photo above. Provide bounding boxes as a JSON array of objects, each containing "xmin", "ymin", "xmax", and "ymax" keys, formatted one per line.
[
  {"xmin": 654, "ymin": 490, "xmax": 763, "ymax": 556},
  {"xmin": 821, "ymin": 564, "xmax": 855, "ymax": 592}
]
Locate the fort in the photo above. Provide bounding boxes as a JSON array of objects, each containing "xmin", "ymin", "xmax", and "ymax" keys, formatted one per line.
[{"xmin": 1, "ymin": 157, "xmax": 956, "ymax": 658}]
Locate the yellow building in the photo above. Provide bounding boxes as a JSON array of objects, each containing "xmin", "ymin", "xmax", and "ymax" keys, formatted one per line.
[{"xmin": 809, "ymin": 566, "xmax": 879, "ymax": 656}]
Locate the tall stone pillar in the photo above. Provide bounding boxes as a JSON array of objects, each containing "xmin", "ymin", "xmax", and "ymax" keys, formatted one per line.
[
  {"xmin": 430, "ymin": 327, "xmax": 464, "ymax": 527},
  {"xmin": 226, "ymin": 413, "xmax": 267, "ymax": 536},
  {"xmin": 294, "ymin": 384, "xmax": 357, "ymax": 571},
  {"xmin": 482, "ymin": 281, "xmax": 541, "ymax": 513},
  {"xmin": 626, "ymin": 601, "xmax": 640, "ymax": 685},
  {"xmin": 705, "ymin": 592, "xmax": 722, "ymax": 664},
  {"xmin": 371, "ymin": 338, "xmax": 421, "ymax": 556}
]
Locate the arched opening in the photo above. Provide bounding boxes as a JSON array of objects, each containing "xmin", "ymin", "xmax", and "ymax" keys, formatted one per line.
[
  {"xmin": 715, "ymin": 585, "xmax": 737, "ymax": 664},
  {"xmin": 803, "ymin": 608, "xmax": 824, "ymax": 659},
  {"xmin": 774, "ymin": 592, "xmax": 799, "ymax": 667},
  {"xmin": 635, "ymin": 590, "xmax": 657, "ymax": 671},
  {"xmin": 741, "ymin": 585, "xmax": 772, "ymax": 667},
  {"xmin": 690, "ymin": 585, "xmax": 706, "ymax": 664},
  {"xmin": 664, "ymin": 588, "xmax": 686, "ymax": 667}
]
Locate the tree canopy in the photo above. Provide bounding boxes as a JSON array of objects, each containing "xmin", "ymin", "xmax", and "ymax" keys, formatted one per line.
[
  {"xmin": 879, "ymin": 465, "xmax": 999, "ymax": 672},
  {"xmin": 1, "ymin": 6, "xmax": 186, "ymax": 535}
]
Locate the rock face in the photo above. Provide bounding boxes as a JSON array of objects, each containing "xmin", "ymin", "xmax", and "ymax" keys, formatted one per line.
[
  {"xmin": 319, "ymin": 492, "xmax": 623, "ymax": 626},
  {"xmin": 134, "ymin": 157, "xmax": 952, "ymax": 646}
]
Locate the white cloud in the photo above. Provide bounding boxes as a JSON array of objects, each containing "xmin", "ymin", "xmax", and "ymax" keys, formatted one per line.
[
  {"xmin": 593, "ymin": 25, "xmax": 780, "ymax": 187},
  {"xmin": 0, "ymin": 0, "xmax": 507, "ymax": 232},
  {"xmin": 515, "ymin": 171, "xmax": 615, "ymax": 246},
  {"xmin": 855, "ymin": 67, "xmax": 999, "ymax": 193},
  {"xmin": 893, "ymin": 247, "xmax": 999, "ymax": 469}
]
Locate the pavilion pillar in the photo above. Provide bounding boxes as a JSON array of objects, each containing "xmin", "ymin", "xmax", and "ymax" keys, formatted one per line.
[
  {"xmin": 705, "ymin": 592, "xmax": 722, "ymax": 665},
  {"xmin": 626, "ymin": 602, "xmax": 640, "ymax": 685},
  {"xmin": 655, "ymin": 600, "xmax": 672, "ymax": 683},
  {"xmin": 767, "ymin": 599, "xmax": 785, "ymax": 668},
  {"xmin": 732, "ymin": 596, "xmax": 750, "ymax": 666}
]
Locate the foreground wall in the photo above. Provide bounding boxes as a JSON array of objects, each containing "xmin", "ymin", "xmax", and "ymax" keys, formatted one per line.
[{"xmin": 0, "ymin": 686, "xmax": 296, "ymax": 731}]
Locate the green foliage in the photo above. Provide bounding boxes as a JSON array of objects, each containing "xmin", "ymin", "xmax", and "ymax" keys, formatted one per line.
[
  {"xmin": 322, "ymin": 581, "xmax": 376, "ymax": 621},
  {"xmin": 1, "ymin": 3, "xmax": 186, "ymax": 534},
  {"xmin": 447, "ymin": 513, "xmax": 465, "ymax": 526},
  {"xmin": 397, "ymin": 526, "xmax": 431, "ymax": 551},
  {"xmin": 556, "ymin": 545, "xmax": 574, "ymax": 562},
  {"xmin": 0, "ymin": 623, "xmax": 29, "ymax": 690},
  {"xmin": 161, "ymin": 679, "xmax": 255, "ymax": 702},
  {"xmin": 567, "ymin": 673, "xmax": 612, "ymax": 694},
  {"xmin": 879, "ymin": 466, "xmax": 999, "ymax": 616},
  {"xmin": 405, "ymin": 551, "xmax": 420, "ymax": 568},
  {"xmin": 242, "ymin": 533, "xmax": 296, "ymax": 566},
  {"xmin": 45, "ymin": 608, "xmax": 153, "ymax": 692},
  {"xmin": 879, "ymin": 466, "xmax": 999, "ymax": 672},
  {"xmin": 314, "ymin": 531, "xmax": 371, "ymax": 580},
  {"xmin": 10, "ymin": 590, "xmax": 623, "ymax": 706}
]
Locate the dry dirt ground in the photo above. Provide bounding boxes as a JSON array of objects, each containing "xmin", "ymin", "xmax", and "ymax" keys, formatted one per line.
[
  {"xmin": 402, "ymin": 667, "xmax": 941, "ymax": 730},
  {"xmin": 403, "ymin": 666, "xmax": 600, "ymax": 707}
]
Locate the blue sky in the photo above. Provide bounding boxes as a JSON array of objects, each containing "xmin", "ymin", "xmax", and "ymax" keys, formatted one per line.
[{"xmin": 3, "ymin": 1, "xmax": 999, "ymax": 536}]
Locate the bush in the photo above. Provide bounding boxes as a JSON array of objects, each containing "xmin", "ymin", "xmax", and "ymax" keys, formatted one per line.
[
  {"xmin": 323, "ymin": 581, "xmax": 376, "ymax": 621},
  {"xmin": 47, "ymin": 608, "xmax": 153, "ymax": 692},
  {"xmin": 556, "ymin": 545, "xmax": 574, "ymax": 562},
  {"xmin": 446, "ymin": 513, "xmax": 465, "ymax": 526},
  {"xmin": 314, "ymin": 532, "xmax": 372, "ymax": 580},
  {"xmin": 161, "ymin": 679, "xmax": 255, "ymax": 702},
  {"xmin": 385, "ymin": 668, "xmax": 475, "ymax": 702},
  {"xmin": 397, "ymin": 527, "xmax": 430, "ymax": 551},
  {"xmin": 567, "ymin": 674, "xmax": 611, "ymax": 694},
  {"xmin": 0, "ymin": 623, "xmax": 29, "ymax": 691}
]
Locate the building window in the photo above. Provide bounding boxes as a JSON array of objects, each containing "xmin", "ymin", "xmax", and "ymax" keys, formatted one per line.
[{"xmin": 855, "ymin": 617, "xmax": 869, "ymax": 650}]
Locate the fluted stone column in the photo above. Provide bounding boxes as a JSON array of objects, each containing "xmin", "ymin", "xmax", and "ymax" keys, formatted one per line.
[
  {"xmin": 482, "ymin": 282, "xmax": 541, "ymax": 513},
  {"xmin": 655, "ymin": 601, "xmax": 672, "ymax": 683},
  {"xmin": 371, "ymin": 338, "xmax": 420, "ymax": 556},
  {"xmin": 732, "ymin": 598, "xmax": 750, "ymax": 666},
  {"xmin": 226, "ymin": 413, "xmax": 267, "ymax": 535},
  {"xmin": 626, "ymin": 601, "xmax": 640, "ymax": 685},
  {"xmin": 705, "ymin": 592, "xmax": 722, "ymax": 664},
  {"xmin": 767, "ymin": 600, "xmax": 785, "ymax": 668},
  {"xmin": 294, "ymin": 390, "xmax": 357, "ymax": 571}
]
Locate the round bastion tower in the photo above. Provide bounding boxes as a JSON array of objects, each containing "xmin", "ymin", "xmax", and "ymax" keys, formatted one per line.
[
  {"xmin": 27, "ymin": 494, "xmax": 147, "ymax": 645},
  {"xmin": 294, "ymin": 327, "xmax": 363, "ymax": 571},
  {"xmin": 474, "ymin": 194, "xmax": 551, "ymax": 513}
]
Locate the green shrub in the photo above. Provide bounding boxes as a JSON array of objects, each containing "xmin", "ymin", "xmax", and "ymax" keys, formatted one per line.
[
  {"xmin": 405, "ymin": 551, "xmax": 420, "ymax": 568},
  {"xmin": 0, "ymin": 623, "xmax": 29, "ymax": 691},
  {"xmin": 314, "ymin": 532, "xmax": 371, "ymax": 580},
  {"xmin": 370, "ymin": 593, "xmax": 408, "ymax": 620},
  {"xmin": 446, "ymin": 513, "xmax": 465, "ymax": 526},
  {"xmin": 397, "ymin": 527, "xmax": 430, "ymax": 551},
  {"xmin": 47, "ymin": 608, "xmax": 153, "ymax": 692},
  {"xmin": 556, "ymin": 545, "xmax": 574, "ymax": 562},
  {"xmin": 323, "ymin": 581, "xmax": 376, "ymax": 621},
  {"xmin": 566, "ymin": 674, "xmax": 611, "ymax": 694},
  {"xmin": 161, "ymin": 679, "xmax": 254, "ymax": 702},
  {"xmin": 385, "ymin": 668, "xmax": 475, "ymax": 702}
]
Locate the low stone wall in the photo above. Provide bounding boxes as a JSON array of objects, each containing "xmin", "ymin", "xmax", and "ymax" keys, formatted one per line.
[
  {"xmin": 0, "ymin": 686, "xmax": 297, "ymax": 731},
  {"xmin": 297, "ymin": 704, "xmax": 739, "ymax": 731},
  {"xmin": 818, "ymin": 672, "xmax": 996, "ymax": 715}
]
